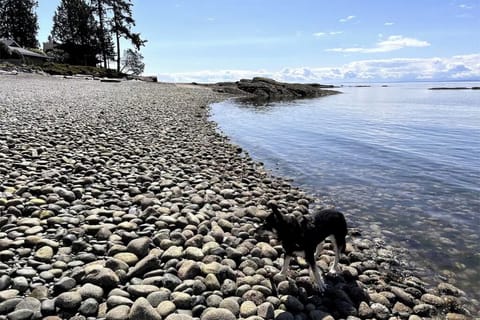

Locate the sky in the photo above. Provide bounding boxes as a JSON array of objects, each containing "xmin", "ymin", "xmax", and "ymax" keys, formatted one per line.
[{"xmin": 37, "ymin": 0, "xmax": 480, "ymax": 83}]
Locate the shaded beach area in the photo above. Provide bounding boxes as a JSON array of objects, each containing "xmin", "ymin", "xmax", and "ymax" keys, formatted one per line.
[{"xmin": 0, "ymin": 75, "xmax": 477, "ymax": 319}]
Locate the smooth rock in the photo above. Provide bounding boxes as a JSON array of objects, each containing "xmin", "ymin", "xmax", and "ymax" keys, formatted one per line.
[
  {"xmin": 240, "ymin": 300, "xmax": 257, "ymax": 317},
  {"xmin": 106, "ymin": 305, "xmax": 130, "ymax": 320},
  {"xmin": 127, "ymin": 285, "xmax": 159, "ymax": 298},
  {"xmin": 34, "ymin": 246, "xmax": 53, "ymax": 262},
  {"xmin": 126, "ymin": 237, "xmax": 151, "ymax": 258},
  {"xmin": 0, "ymin": 290, "xmax": 20, "ymax": 301},
  {"xmin": 127, "ymin": 254, "xmax": 160, "ymax": 279},
  {"xmin": 201, "ymin": 308, "xmax": 236, "ymax": 320},
  {"xmin": 83, "ymin": 267, "xmax": 120, "ymax": 290},
  {"xmin": 128, "ymin": 297, "xmax": 161, "ymax": 320},
  {"xmin": 113, "ymin": 252, "xmax": 139, "ymax": 266},
  {"xmin": 78, "ymin": 298, "xmax": 99, "ymax": 316},
  {"xmin": 55, "ymin": 291, "xmax": 82, "ymax": 310},
  {"xmin": 156, "ymin": 300, "xmax": 176, "ymax": 317},
  {"xmin": 7, "ymin": 309, "xmax": 34, "ymax": 320}
]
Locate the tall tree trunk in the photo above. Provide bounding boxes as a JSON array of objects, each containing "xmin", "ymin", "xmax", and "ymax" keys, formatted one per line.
[
  {"xmin": 96, "ymin": 0, "xmax": 107, "ymax": 69},
  {"xmin": 112, "ymin": 1, "xmax": 121, "ymax": 72},
  {"xmin": 116, "ymin": 31, "xmax": 120, "ymax": 72}
]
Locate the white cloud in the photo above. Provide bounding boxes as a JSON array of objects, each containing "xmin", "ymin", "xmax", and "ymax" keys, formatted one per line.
[
  {"xmin": 339, "ymin": 15, "xmax": 356, "ymax": 23},
  {"xmin": 157, "ymin": 54, "xmax": 480, "ymax": 83},
  {"xmin": 327, "ymin": 35, "xmax": 430, "ymax": 53},
  {"xmin": 384, "ymin": 22, "xmax": 394, "ymax": 26},
  {"xmin": 459, "ymin": 4, "xmax": 473, "ymax": 9},
  {"xmin": 313, "ymin": 31, "xmax": 343, "ymax": 37}
]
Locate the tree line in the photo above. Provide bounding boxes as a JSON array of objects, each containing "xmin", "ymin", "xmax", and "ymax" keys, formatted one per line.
[{"xmin": 0, "ymin": 0, "xmax": 145, "ymax": 73}]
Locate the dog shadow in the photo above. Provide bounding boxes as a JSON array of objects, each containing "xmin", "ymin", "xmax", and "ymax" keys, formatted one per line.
[{"xmin": 266, "ymin": 251, "xmax": 370, "ymax": 319}]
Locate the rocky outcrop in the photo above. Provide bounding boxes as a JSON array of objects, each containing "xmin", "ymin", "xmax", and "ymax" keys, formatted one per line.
[{"xmin": 203, "ymin": 77, "xmax": 339, "ymax": 101}]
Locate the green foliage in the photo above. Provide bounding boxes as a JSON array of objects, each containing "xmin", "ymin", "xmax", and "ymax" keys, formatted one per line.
[
  {"xmin": 121, "ymin": 49, "xmax": 144, "ymax": 75},
  {"xmin": 0, "ymin": 0, "xmax": 39, "ymax": 48},
  {"xmin": 51, "ymin": 0, "xmax": 101, "ymax": 66},
  {"xmin": 110, "ymin": 0, "xmax": 146, "ymax": 50},
  {"xmin": 90, "ymin": 0, "xmax": 115, "ymax": 68},
  {"xmin": 95, "ymin": 0, "xmax": 147, "ymax": 71},
  {"xmin": 41, "ymin": 62, "xmax": 125, "ymax": 77}
]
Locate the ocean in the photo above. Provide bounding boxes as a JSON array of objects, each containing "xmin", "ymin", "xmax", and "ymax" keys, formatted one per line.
[{"xmin": 210, "ymin": 82, "xmax": 480, "ymax": 300}]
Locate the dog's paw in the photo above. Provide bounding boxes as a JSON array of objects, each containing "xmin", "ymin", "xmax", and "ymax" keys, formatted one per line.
[
  {"xmin": 327, "ymin": 269, "xmax": 338, "ymax": 277},
  {"xmin": 327, "ymin": 265, "xmax": 342, "ymax": 277},
  {"xmin": 314, "ymin": 281, "xmax": 327, "ymax": 294}
]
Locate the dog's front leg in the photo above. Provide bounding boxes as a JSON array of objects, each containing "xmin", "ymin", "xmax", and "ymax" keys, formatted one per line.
[
  {"xmin": 328, "ymin": 235, "xmax": 341, "ymax": 275},
  {"xmin": 280, "ymin": 255, "xmax": 292, "ymax": 275}
]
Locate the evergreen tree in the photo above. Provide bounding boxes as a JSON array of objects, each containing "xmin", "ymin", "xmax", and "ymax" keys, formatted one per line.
[
  {"xmin": 121, "ymin": 49, "xmax": 144, "ymax": 75},
  {"xmin": 90, "ymin": 0, "xmax": 115, "ymax": 68},
  {"xmin": 88, "ymin": 0, "xmax": 145, "ymax": 71},
  {"xmin": 110, "ymin": 0, "xmax": 146, "ymax": 72},
  {"xmin": 51, "ymin": 0, "xmax": 101, "ymax": 66},
  {"xmin": 0, "ymin": 0, "xmax": 39, "ymax": 48}
]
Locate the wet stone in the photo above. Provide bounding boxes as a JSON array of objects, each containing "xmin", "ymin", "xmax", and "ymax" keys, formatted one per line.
[
  {"xmin": 421, "ymin": 293, "xmax": 445, "ymax": 307},
  {"xmin": 55, "ymin": 291, "xmax": 82, "ymax": 310},
  {"xmin": 371, "ymin": 303, "xmax": 391, "ymax": 320}
]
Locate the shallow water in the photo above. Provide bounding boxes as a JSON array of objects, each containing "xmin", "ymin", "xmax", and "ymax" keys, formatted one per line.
[{"xmin": 211, "ymin": 82, "xmax": 480, "ymax": 300}]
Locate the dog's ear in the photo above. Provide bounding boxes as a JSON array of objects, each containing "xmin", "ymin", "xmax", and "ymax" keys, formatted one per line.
[{"xmin": 267, "ymin": 202, "xmax": 283, "ymax": 220}]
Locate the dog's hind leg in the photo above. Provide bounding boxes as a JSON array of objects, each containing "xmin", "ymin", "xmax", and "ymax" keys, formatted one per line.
[
  {"xmin": 328, "ymin": 235, "xmax": 341, "ymax": 275},
  {"xmin": 315, "ymin": 241, "xmax": 324, "ymax": 259},
  {"xmin": 306, "ymin": 251, "xmax": 326, "ymax": 292},
  {"xmin": 280, "ymin": 255, "xmax": 292, "ymax": 275}
]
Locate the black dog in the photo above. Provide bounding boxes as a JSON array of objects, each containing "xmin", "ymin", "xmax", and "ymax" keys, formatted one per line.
[{"xmin": 258, "ymin": 202, "xmax": 347, "ymax": 292}]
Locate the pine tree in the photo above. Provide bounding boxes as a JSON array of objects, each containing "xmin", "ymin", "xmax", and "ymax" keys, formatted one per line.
[
  {"xmin": 51, "ymin": 0, "xmax": 101, "ymax": 66},
  {"xmin": 0, "ymin": 0, "xmax": 39, "ymax": 48},
  {"xmin": 88, "ymin": 0, "xmax": 145, "ymax": 71},
  {"xmin": 121, "ymin": 49, "xmax": 144, "ymax": 75},
  {"xmin": 90, "ymin": 0, "xmax": 115, "ymax": 68},
  {"xmin": 110, "ymin": 0, "xmax": 146, "ymax": 72}
]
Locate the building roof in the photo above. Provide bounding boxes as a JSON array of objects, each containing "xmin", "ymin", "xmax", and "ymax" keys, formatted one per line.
[{"xmin": 0, "ymin": 38, "xmax": 51, "ymax": 59}]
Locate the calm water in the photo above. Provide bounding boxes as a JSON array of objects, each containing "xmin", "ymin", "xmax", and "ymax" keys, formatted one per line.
[{"xmin": 211, "ymin": 82, "xmax": 480, "ymax": 300}]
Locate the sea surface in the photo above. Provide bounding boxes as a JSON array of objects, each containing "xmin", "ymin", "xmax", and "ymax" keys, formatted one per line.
[{"xmin": 210, "ymin": 82, "xmax": 480, "ymax": 300}]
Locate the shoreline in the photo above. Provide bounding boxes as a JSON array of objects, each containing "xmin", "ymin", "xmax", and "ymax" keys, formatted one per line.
[{"xmin": 0, "ymin": 74, "xmax": 477, "ymax": 319}]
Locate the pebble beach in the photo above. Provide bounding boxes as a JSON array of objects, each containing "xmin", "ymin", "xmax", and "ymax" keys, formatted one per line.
[{"xmin": 0, "ymin": 75, "xmax": 477, "ymax": 320}]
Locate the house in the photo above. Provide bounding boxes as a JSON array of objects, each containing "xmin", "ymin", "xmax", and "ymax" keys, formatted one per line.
[
  {"xmin": 42, "ymin": 36, "xmax": 58, "ymax": 53},
  {"xmin": 0, "ymin": 38, "xmax": 52, "ymax": 65}
]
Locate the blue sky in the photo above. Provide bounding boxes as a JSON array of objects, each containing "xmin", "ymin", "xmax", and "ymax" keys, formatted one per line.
[{"xmin": 37, "ymin": 0, "xmax": 480, "ymax": 83}]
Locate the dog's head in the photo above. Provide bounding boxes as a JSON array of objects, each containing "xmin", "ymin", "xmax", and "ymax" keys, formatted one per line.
[{"xmin": 255, "ymin": 202, "xmax": 284, "ymax": 240}]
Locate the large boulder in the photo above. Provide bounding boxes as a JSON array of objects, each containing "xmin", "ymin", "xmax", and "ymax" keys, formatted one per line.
[{"xmin": 206, "ymin": 77, "xmax": 338, "ymax": 101}]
